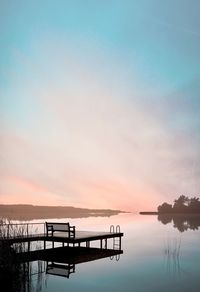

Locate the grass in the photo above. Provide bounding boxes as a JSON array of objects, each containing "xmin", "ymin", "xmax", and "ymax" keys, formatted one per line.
[{"xmin": 0, "ymin": 219, "xmax": 44, "ymax": 292}]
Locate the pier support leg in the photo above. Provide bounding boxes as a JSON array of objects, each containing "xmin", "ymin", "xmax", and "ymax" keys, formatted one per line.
[
  {"xmin": 28, "ymin": 241, "xmax": 30, "ymax": 252},
  {"xmin": 100, "ymin": 239, "xmax": 102, "ymax": 249},
  {"xmin": 44, "ymin": 240, "xmax": 46, "ymax": 249},
  {"xmin": 105, "ymin": 239, "xmax": 107, "ymax": 249},
  {"xmin": 119, "ymin": 237, "xmax": 121, "ymax": 250}
]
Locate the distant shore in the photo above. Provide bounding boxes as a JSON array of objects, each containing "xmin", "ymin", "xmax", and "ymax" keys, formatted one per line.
[
  {"xmin": 0, "ymin": 204, "xmax": 126, "ymax": 221},
  {"xmin": 139, "ymin": 211, "xmax": 158, "ymax": 215},
  {"xmin": 140, "ymin": 211, "xmax": 200, "ymax": 216}
]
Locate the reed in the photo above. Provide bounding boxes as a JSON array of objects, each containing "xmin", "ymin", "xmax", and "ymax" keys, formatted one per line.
[
  {"xmin": 164, "ymin": 237, "xmax": 182, "ymax": 277},
  {"xmin": 0, "ymin": 219, "xmax": 43, "ymax": 292}
]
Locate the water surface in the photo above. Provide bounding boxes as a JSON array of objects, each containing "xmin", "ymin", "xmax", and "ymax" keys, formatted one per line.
[{"xmin": 12, "ymin": 213, "xmax": 200, "ymax": 292}]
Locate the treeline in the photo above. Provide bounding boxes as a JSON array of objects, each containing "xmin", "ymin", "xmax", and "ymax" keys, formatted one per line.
[
  {"xmin": 158, "ymin": 195, "xmax": 200, "ymax": 214},
  {"xmin": 0, "ymin": 204, "xmax": 123, "ymax": 220}
]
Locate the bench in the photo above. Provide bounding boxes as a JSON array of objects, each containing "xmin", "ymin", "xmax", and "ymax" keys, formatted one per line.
[{"xmin": 45, "ymin": 222, "xmax": 75, "ymax": 238}]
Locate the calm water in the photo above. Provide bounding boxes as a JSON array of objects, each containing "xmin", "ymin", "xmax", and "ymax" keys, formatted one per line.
[{"xmin": 16, "ymin": 213, "xmax": 200, "ymax": 292}]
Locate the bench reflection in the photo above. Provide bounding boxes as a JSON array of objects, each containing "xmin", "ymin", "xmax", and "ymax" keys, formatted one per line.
[{"xmin": 46, "ymin": 262, "xmax": 75, "ymax": 278}]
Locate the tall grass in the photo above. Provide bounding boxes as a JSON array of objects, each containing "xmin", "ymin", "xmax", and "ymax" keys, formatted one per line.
[{"xmin": 0, "ymin": 219, "xmax": 44, "ymax": 292}]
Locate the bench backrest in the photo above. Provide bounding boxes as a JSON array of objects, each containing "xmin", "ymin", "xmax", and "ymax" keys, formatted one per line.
[{"xmin": 46, "ymin": 222, "xmax": 70, "ymax": 231}]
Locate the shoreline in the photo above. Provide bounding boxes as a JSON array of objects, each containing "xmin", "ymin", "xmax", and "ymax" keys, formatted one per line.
[
  {"xmin": 139, "ymin": 212, "xmax": 158, "ymax": 215},
  {"xmin": 0, "ymin": 204, "xmax": 127, "ymax": 221},
  {"xmin": 140, "ymin": 211, "xmax": 200, "ymax": 216}
]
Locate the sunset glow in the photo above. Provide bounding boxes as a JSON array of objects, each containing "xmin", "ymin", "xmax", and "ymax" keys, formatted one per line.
[{"xmin": 0, "ymin": 1, "xmax": 200, "ymax": 211}]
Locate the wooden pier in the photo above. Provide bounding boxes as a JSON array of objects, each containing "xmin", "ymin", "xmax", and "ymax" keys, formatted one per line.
[
  {"xmin": 0, "ymin": 222, "xmax": 124, "ymax": 250},
  {"xmin": 0, "ymin": 222, "xmax": 124, "ymax": 281}
]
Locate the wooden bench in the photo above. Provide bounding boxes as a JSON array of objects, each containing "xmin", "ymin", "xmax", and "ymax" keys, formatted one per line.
[{"xmin": 45, "ymin": 222, "xmax": 75, "ymax": 238}]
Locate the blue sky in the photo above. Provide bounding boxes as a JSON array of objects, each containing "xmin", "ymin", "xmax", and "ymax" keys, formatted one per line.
[{"xmin": 0, "ymin": 0, "xmax": 200, "ymax": 210}]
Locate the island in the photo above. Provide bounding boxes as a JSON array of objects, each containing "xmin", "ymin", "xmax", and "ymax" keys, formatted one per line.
[
  {"xmin": 140, "ymin": 195, "xmax": 200, "ymax": 215},
  {"xmin": 140, "ymin": 195, "xmax": 200, "ymax": 232}
]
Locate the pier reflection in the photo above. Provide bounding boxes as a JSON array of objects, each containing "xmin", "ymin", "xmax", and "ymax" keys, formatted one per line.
[
  {"xmin": 46, "ymin": 262, "xmax": 75, "ymax": 278},
  {"xmin": 1, "ymin": 245, "xmax": 123, "ymax": 291},
  {"xmin": 44, "ymin": 246, "xmax": 123, "ymax": 278}
]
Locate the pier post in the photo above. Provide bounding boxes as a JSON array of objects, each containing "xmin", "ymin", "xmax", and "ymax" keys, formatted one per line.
[
  {"xmin": 7, "ymin": 224, "xmax": 10, "ymax": 238},
  {"xmin": 28, "ymin": 241, "xmax": 30, "ymax": 252},
  {"xmin": 119, "ymin": 236, "xmax": 121, "ymax": 250},
  {"xmin": 105, "ymin": 239, "xmax": 107, "ymax": 249}
]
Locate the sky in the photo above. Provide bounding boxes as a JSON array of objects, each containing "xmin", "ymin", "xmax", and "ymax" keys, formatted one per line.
[{"xmin": 0, "ymin": 0, "xmax": 200, "ymax": 211}]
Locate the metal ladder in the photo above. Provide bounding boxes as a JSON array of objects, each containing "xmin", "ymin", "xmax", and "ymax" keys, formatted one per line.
[{"xmin": 109, "ymin": 225, "xmax": 121, "ymax": 261}]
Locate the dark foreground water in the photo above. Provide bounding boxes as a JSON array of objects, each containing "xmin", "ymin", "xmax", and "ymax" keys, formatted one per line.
[{"xmin": 7, "ymin": 213, "xmax": 200, "ymax": 292}]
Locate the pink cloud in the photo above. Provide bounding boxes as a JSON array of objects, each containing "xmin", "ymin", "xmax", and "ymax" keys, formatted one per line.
[{"xmin": 0, "ymin": 175, "xmax": 66, "ymax": 206}]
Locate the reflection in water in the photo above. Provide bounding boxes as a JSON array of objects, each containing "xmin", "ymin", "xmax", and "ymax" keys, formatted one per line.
[
  {"xmin": 0, "ymin": 256, "xmax": 46, "ymax": 292},
  {"xmin": 164, "ymin": 237, "xmax": 182, "ymax": 278},
  {"xmin": 158, "ymin": 214, "xmax": 200, "ymax": 232},
  {"xmin": 46, "ymin": 262, "xmax": 75, "ymax": 278},
  {"xmin": 21, "ymin": 261, "xmax": 47, "ymax": 292},
  {"xmin": 2, "ymin": 213, "xmax": 200, "ymax": 292},
  {"xmin": 1, "ymin": 244, "xmax": 123, "ymax": 292}
]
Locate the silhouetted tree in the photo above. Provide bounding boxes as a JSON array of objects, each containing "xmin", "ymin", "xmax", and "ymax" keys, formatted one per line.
[
  {"xmin": 173, "ymin": 195, "xmax": 189, "ymax": 213},
  {"xmin": 157, "ymin": 195, "xmax": 200, "ymax": 232},
  {"xmin": 158, "ymin": 195, "xmax": 200, "ymax": 214},
  {"xmin": 157, "ymin": 202, "xmax": 173, "ymax": 214},
  {"xmin": 188, "ymin": 197, "xmax": 200, "ymax": 212}
]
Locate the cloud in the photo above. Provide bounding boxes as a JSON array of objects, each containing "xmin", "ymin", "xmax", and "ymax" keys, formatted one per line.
[
  {"xmin": 0, "ymin": 38, "xmax": 199, "ymax": 210},
  {"xmin": 0, "ymin": 174, "xmax": 66, "ymax": 205}
]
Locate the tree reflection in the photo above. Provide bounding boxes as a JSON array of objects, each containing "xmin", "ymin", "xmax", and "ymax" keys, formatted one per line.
[{"xmin": 158, "ymin": 214, "xmax": 200, "ymax": 232}]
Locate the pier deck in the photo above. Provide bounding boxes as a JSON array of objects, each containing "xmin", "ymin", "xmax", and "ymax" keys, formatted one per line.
[{"xmin": 1, "ymin": 230, "xmax": 123, "ymax": 249}]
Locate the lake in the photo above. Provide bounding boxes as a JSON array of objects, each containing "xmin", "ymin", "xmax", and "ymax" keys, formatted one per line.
[{"xmin": 3, "ymin": 213, "xmax": 200, "ymax": 292}]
